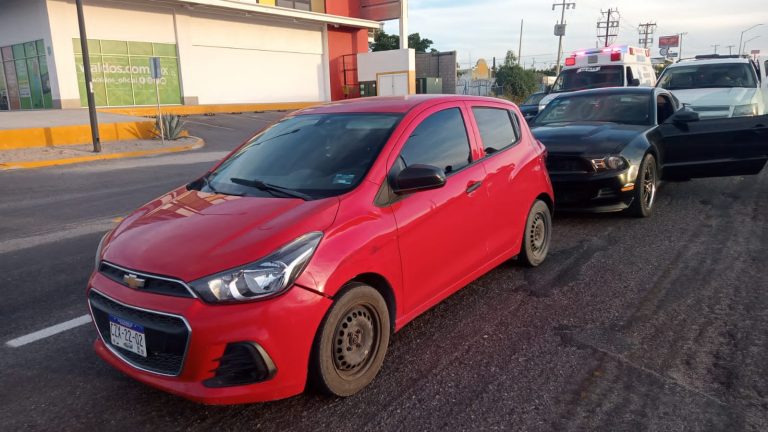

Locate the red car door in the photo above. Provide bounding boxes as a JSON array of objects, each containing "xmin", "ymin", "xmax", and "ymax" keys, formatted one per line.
[
  {"xmin": 467, "ymin": 102, "xmax": 540, "ymax": 259},
  {"xmin": 387, "ymin": 103, "xmax": 490, "ymax": 316}
]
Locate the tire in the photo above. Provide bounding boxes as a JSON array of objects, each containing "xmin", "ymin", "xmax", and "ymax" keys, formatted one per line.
[
  {"xmin": 310, "ymin": 283, "xmax": 390, "ymax": 397},
  {"xmin": 627, "ymin": 153, "xmax": 658, "ymax": 218},
  {"xmin": 518, "ymin": 199, "xmax": 552, "ymax": 267}
]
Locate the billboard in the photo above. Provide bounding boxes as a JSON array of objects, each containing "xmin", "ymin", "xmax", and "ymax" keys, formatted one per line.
[
  {"xmin": 360, "ymin": 0, "xmax": 401, "ymax": 21},
  {"xmin": 73, "ymin": 39, "xmax": 182, "ymax": 107},
  {"xmin": 659, "ymin": 35, "xmax": 680, "ymax": 48}
]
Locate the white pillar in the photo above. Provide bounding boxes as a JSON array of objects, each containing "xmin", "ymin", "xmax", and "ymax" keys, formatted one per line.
[{"xmin": 399, "ymin": 0, "xmax": 408, "ymax": 49}]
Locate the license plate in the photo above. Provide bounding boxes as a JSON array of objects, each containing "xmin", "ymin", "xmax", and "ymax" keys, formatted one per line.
[{"xmin": 109, "ymin": 315, "xmax": 147, "ymax": 357}]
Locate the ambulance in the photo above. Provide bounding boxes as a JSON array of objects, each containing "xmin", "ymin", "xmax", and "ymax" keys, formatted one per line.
[{"xmin": 538, "ymin": 45, "xmax": 656, "ymax": 112}]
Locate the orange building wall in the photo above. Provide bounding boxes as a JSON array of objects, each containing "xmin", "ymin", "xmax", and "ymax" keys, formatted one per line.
[
  {"xmin": 325, "ymin": 0, "xmax": 362, "ymax": 18},
  {"xmin": 327, "ymin": 26, "xmax": 369, "ymax": 101}
]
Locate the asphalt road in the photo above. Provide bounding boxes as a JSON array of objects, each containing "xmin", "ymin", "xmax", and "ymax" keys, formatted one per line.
[{"xmin": 1, "ymin": 112, "xmax": 766, "ymax": 431}]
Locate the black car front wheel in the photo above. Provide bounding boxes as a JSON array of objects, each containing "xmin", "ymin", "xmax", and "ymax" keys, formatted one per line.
[{"xmin": 628, "ymin": 153, "xmax": 658, "ymax": 218}]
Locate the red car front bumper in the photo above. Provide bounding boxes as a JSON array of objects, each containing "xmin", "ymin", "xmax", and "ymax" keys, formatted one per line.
[{"xmin": 87, "ymin": 273, "xmax": 332, "ymax": 405}]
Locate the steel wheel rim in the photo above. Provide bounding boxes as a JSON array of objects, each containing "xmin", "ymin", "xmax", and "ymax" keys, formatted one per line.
[
  {"xmin": 529, "ymin": 211, "xmax": 549, "ymax": 257},
  {"xmin": 332, "ymin": 304, "xmax": 380, "ymax": 379},
  {"xmin": 642, "ymin": 161, "xmax": 657, "ymax": 209}
]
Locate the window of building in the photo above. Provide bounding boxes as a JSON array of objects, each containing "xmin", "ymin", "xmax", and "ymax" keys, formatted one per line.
[
  {"xmin": 397, "ymin": 108, "xmax": 472, "ymax": 175},
  {"xmin": 1, "ymin": 40, "xmax": 52, "ymax": 110},
  {"xmin": 276, "ymin": 0, "xmax": 312, "ymax": 11},
  {"xmin": 472, "ymin": 107, "xmax": 520, "ymax": 155}
]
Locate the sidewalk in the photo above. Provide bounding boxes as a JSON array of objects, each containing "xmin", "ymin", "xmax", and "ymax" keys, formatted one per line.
[
  {"xmin": 0, "ymin": 136, "xmax": 204, "ymax": 170},
  {"xmin": 0, "ymin": 109, "xmax": 155, "ymax": 150}
]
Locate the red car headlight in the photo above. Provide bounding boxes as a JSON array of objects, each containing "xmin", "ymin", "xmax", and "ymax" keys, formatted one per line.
[{"xmin": 189, "ymin": 232, "xmax": 323, "ymax": 303}]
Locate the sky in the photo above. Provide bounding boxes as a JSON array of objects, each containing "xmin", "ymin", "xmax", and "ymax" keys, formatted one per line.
[{"xmin": 383, "ymin": 0, "xmax": 768, "ymax": 69}]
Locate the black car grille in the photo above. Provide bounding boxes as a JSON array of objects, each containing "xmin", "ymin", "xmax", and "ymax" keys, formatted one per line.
[
  {"xmin": 546, "ymin": 156, "xmax": 591, "ymax": 173},
  {"xmin": 89, "ymin": 290, "xmax": 190, "ymax": 376},
  {"xmin": 99, "ymin": 262, "xmax": 194, "ymax": 298}
]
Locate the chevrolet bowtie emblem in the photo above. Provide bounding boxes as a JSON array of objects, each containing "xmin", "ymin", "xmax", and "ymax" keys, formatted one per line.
[{"xmin": 123, "ymin": 273, "xmax": 146, "ymax": 289}]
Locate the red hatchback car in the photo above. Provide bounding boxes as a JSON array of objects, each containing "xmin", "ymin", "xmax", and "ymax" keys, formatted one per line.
[{"xmin": 88, "ymin": 95, "xmax": 554, "ymax": 404}]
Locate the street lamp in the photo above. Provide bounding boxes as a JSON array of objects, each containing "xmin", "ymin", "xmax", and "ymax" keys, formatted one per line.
[
  {"xmin": 743, "ymin": 35, "xmax": 761, "ymax": 55},
  {"xmin": 738, "ymin": 23, "xmax": 763, "ymax": 56}
]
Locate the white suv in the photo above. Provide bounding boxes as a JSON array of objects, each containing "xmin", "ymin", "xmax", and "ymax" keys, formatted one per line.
[{"xmin": 657, "ymin": 56, "xmax": 765, "ymax": 118}]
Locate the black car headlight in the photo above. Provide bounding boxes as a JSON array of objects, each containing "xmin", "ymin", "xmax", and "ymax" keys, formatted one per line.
[
  {"xmin": 190, "ymin": 232, "xmax": 323, "ymax": 303},
  {"xmin": 591, "ymin": 155, "xmax": 628, "ymax": 172}
]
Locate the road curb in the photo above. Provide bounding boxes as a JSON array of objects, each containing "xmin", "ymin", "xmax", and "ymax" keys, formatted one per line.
[
  {"xmin": 0, "ymin": 137, "xmax": 205, "ymax": 171},
  {"xmin": 98, "ymin": 102, "xmax": 315, "ymax": 117},
  {"xmin": 0, "ymin": 120, "xmax": 156, "ymax": 150}
]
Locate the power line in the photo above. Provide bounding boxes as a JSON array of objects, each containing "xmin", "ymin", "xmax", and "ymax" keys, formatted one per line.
[
  {"xmin": 711, "ymin": 44, "xmax": 719, "ymax": 54},
  {"xmin": 596, "ymin": 8, "xmax": 620, "ymax": 47},
  {"xmin": 638, "ymin": 22, "xmax": 657, "ymax": 49}
]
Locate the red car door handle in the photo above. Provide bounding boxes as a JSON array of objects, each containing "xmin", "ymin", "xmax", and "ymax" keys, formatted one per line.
[{"xmin": 466, "ymin": 181, "xmax": 483, "ymax": 194}]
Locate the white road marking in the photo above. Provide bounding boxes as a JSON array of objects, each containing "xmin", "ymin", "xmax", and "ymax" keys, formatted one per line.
[
  {"xmin": 0, "ymin": 218, "xmax": 116, "ymax": 254},
  {"xmin": 6, "ymin": 314, "xmax": 92, "ymax": 348},
  {"xmin": 185, "ymin": 120, "xmax": 236, "ymax": 130}
]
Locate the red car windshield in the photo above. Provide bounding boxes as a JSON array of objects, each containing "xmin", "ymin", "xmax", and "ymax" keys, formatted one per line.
[{"xmin": 196, "ymin": 113, "xmax": 401, "ymax": 200}]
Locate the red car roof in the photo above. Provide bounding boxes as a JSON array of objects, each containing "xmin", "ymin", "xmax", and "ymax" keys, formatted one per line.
[{"xmin": 295, "ymin": 95, "xmax": 511, "ymax": 115}]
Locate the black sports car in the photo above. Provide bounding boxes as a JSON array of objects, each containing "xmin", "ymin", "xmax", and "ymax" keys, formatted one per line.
[{"xmin": 530, "ymin": 87, "xmax": 768, "ymax": 217}]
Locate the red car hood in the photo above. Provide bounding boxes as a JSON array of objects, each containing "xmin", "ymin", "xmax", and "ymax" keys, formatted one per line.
[{"xmin": 102, "ymin": 188, "xmax": 340, "ymax": 282}]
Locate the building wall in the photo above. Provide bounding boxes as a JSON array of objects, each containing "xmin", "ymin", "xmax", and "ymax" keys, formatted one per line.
[
  {"xmin": 46, "ymin": 0, "xmax": 178, "ymax": 108},
  {"xmin": 179, "ymin": 12, "xmax": 327, "ymax": 104},
  {"xmin": 325, "ymin": 0, "xmax": 362, "ymax": 18},
  {"xmin": 358, "ymin": 49, "xmax": 416, "ymax": 95},
  {"xmin": 44, "ymin": 0, "xmax": 351, "ymax": 107},
  {"xmin": 327, "ymin": 26, "xmax": 368, "ymax": 101},
  {"xmin": 0, "ymin": 0, "xmax": 56, "ymax": 107},
  {"xmin": 415, "ymin": 51, "xmax": 457, "ymax": 94}
]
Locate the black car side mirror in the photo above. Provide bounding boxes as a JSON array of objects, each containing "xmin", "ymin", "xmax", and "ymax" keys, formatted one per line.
[
  {"xmin": 630, "ymin": 78, "xmax": 641, "ymax": 87},
  {"xmin": 670, "ymin": 110, "xmax": 700, "ymax": 124},
  {"xmin": 391, "ymin": 164, "xmax": 446, "ymax": 195}
]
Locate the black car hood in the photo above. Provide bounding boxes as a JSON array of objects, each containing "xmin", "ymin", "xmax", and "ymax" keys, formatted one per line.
[{"xmin": 531, "ymin": 122, "xmax": 648, "ymax": 155}]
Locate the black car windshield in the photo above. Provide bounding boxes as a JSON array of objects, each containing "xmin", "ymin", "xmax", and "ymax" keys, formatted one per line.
[
  {"xmin": 193, "ymin": 113, "xmax": 401, "ymax": 200},
  {"xmin": 657, "ymin": 63, "xmax": 757, "ymax": 89},
  {"xmin": 535, "ymin": 93, "xmax": 652, "ymax": 126},
  {"xmin": 550, "ymin": 65, "xmax": 624, "ymax": 93},
  {"xmin": 522, "ymin": 92, "xmax": 546, "ymax": 105}
]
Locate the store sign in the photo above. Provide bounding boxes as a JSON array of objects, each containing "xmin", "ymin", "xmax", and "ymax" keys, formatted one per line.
[
  {"xmin": 73, "ymin": 39, "xmax": 182, "ymax": 107},
  {"xmin": 659, "ymin": 35, "xmax": 680, "ymax": 48},
  {"xmin": 360, "ymin": 0, "xmax": 401, "ymax": 21}
]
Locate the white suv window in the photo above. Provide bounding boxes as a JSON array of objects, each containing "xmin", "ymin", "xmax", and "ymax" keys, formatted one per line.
[{"xmin": 658, "ymin": 63, "xmax": 757, "ymax": 90}]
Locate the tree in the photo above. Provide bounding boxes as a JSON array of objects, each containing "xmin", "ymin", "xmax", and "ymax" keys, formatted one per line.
[
  {"xmin": 370, "ymin": 30, "xmax": 435, "ymax": 53},
  {"xmin": 494, "ymin": 51, "xmax": 539, "ymax": 102}
]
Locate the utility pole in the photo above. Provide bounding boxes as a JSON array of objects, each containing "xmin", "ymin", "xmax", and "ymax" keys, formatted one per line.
[
  {"xmin": 637, "ymin": 22, "xmax": 656, "ymax": 49},
  {"xmin": 75, "ymin": 0, "xmax": 101, "ymax": 153},
  {"xmin": 726, "ymin": 44, "xmax": 735, "ymax": 55},
  {"xmin": 552, "ymin": 0, "xmax": 576, "ymax": 76},
  {"xmin": 597, "ymin": 8, "xmax": 620, "ymax": 48},
  {"xmin": 518, "ymin": 19, "xmax": 524, "ymax": 67},
  {"xmin": 711, "ymin": 44, "xmax": 719, "ymax": 54}
]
